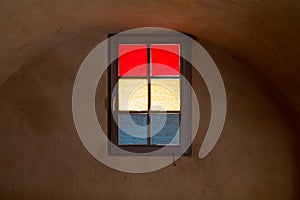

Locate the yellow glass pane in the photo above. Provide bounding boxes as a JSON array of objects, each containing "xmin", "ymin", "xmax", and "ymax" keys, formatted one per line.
[
  {"xmin": 118, "ymin": 79, "xmax": 148, "ymax": 111},
  {"xmin": 151, "ymin": 79, "xmax": 180, "ymax": 111}
]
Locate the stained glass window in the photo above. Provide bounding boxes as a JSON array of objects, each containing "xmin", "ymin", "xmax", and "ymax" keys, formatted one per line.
[
  {"xmin": 151, "ymin": 44, "xmax": 180, "ymax": 76},
  {"xmin": 118, "ymin": 113, "xmax": 148, "ymax": 145},
  {"xmin": 117, "ymin": 44, "xmax": 181, "ymax": 146},
  {"xmin": 118, "ymin": 79, "xmax": 148, "ymax": 111},
  {"xmin": 151, "ymin": 79, "xmax": 180, "ymax": 111},
  {"xmin": 118, "ymin": 44, "xmax": 148, "ymax": 76},
  {"xmin": 151, "ymin": 114, "xmax": 180, "ymax": 145},
  {"xmin": 108, "ymin": 34, "xmax": 191, "ymax": 156}
]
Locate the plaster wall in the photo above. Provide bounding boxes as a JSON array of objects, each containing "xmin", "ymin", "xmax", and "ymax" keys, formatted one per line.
[{"xmin": 0, "ymin": 32, "xmax": 298, "ymax": 199}]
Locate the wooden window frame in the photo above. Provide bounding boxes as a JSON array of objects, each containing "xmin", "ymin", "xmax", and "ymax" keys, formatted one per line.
[{"xmin": 107, "ymin": 33, "xmax": 192, "ymax": 156}]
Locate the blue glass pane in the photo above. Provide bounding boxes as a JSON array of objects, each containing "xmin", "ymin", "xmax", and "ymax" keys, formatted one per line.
[
  {"xmin": 118, "ymin": 113, "xmax": 148, "ymax": 145},
  {"xmin": 151, "ymin": 114, "xmax": 180, "ymax": 145}
]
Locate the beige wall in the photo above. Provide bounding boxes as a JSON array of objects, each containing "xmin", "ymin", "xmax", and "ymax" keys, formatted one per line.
[{"xmin": 0, "ymin": 32, "xmax": 298, "ymax": 199}]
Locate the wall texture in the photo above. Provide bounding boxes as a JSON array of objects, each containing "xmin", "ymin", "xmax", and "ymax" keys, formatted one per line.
[{"xmin": 0, "ymin": 32, "xmax": 298, "ymax": 199}]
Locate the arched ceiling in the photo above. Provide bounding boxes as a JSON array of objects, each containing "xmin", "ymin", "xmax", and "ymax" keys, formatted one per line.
[{"xmin": 1, "ymin": 0, "xmax": 300, "ymax": 122}]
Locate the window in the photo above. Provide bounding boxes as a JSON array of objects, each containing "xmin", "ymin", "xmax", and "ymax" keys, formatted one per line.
[{"xmin": 108, "ymin": 33, "xmax": 191, "ymax": 156}]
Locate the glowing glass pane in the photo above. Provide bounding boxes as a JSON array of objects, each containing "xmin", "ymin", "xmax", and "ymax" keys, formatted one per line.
[
  {"xmin": 150, "ymin": 79, "xmax": 180, "ymax": 111},
  {"xmin": 151, "ymin": 114, "xmax": 180, "ymax": 145},
  {"xmin": 118, "ymin": 79, "xmax": 148, "ymax": 111},
  {"xmin": 119, "ymin": 44, "xmax": 148, "ymax": 76},
  {"xmin": 151, "ymin": 44, "xmax": 180, "ymax": 76},
  {"xmin": 119, "ymin": 113, "xmax": 148, "ymax": 145}
]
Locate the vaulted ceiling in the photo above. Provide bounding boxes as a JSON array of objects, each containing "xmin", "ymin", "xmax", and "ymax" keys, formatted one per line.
[{"xmin": 1, "ymin": 0, "xmax": 300, "ymax": 124}]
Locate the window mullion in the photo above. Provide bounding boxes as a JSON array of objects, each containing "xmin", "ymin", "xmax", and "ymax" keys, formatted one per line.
[{"xmin": 147, "ymin": 44, "xmax": 151, "ymax": 145}]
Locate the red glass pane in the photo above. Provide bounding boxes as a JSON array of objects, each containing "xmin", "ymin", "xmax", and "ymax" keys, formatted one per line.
[
  {"xmin": 119, "ymin": 44, "xmax": 148, "ymax": 76},
  {"xmin": 151, "ymin": 44, "xmax": 180, "ymax": 76}
]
